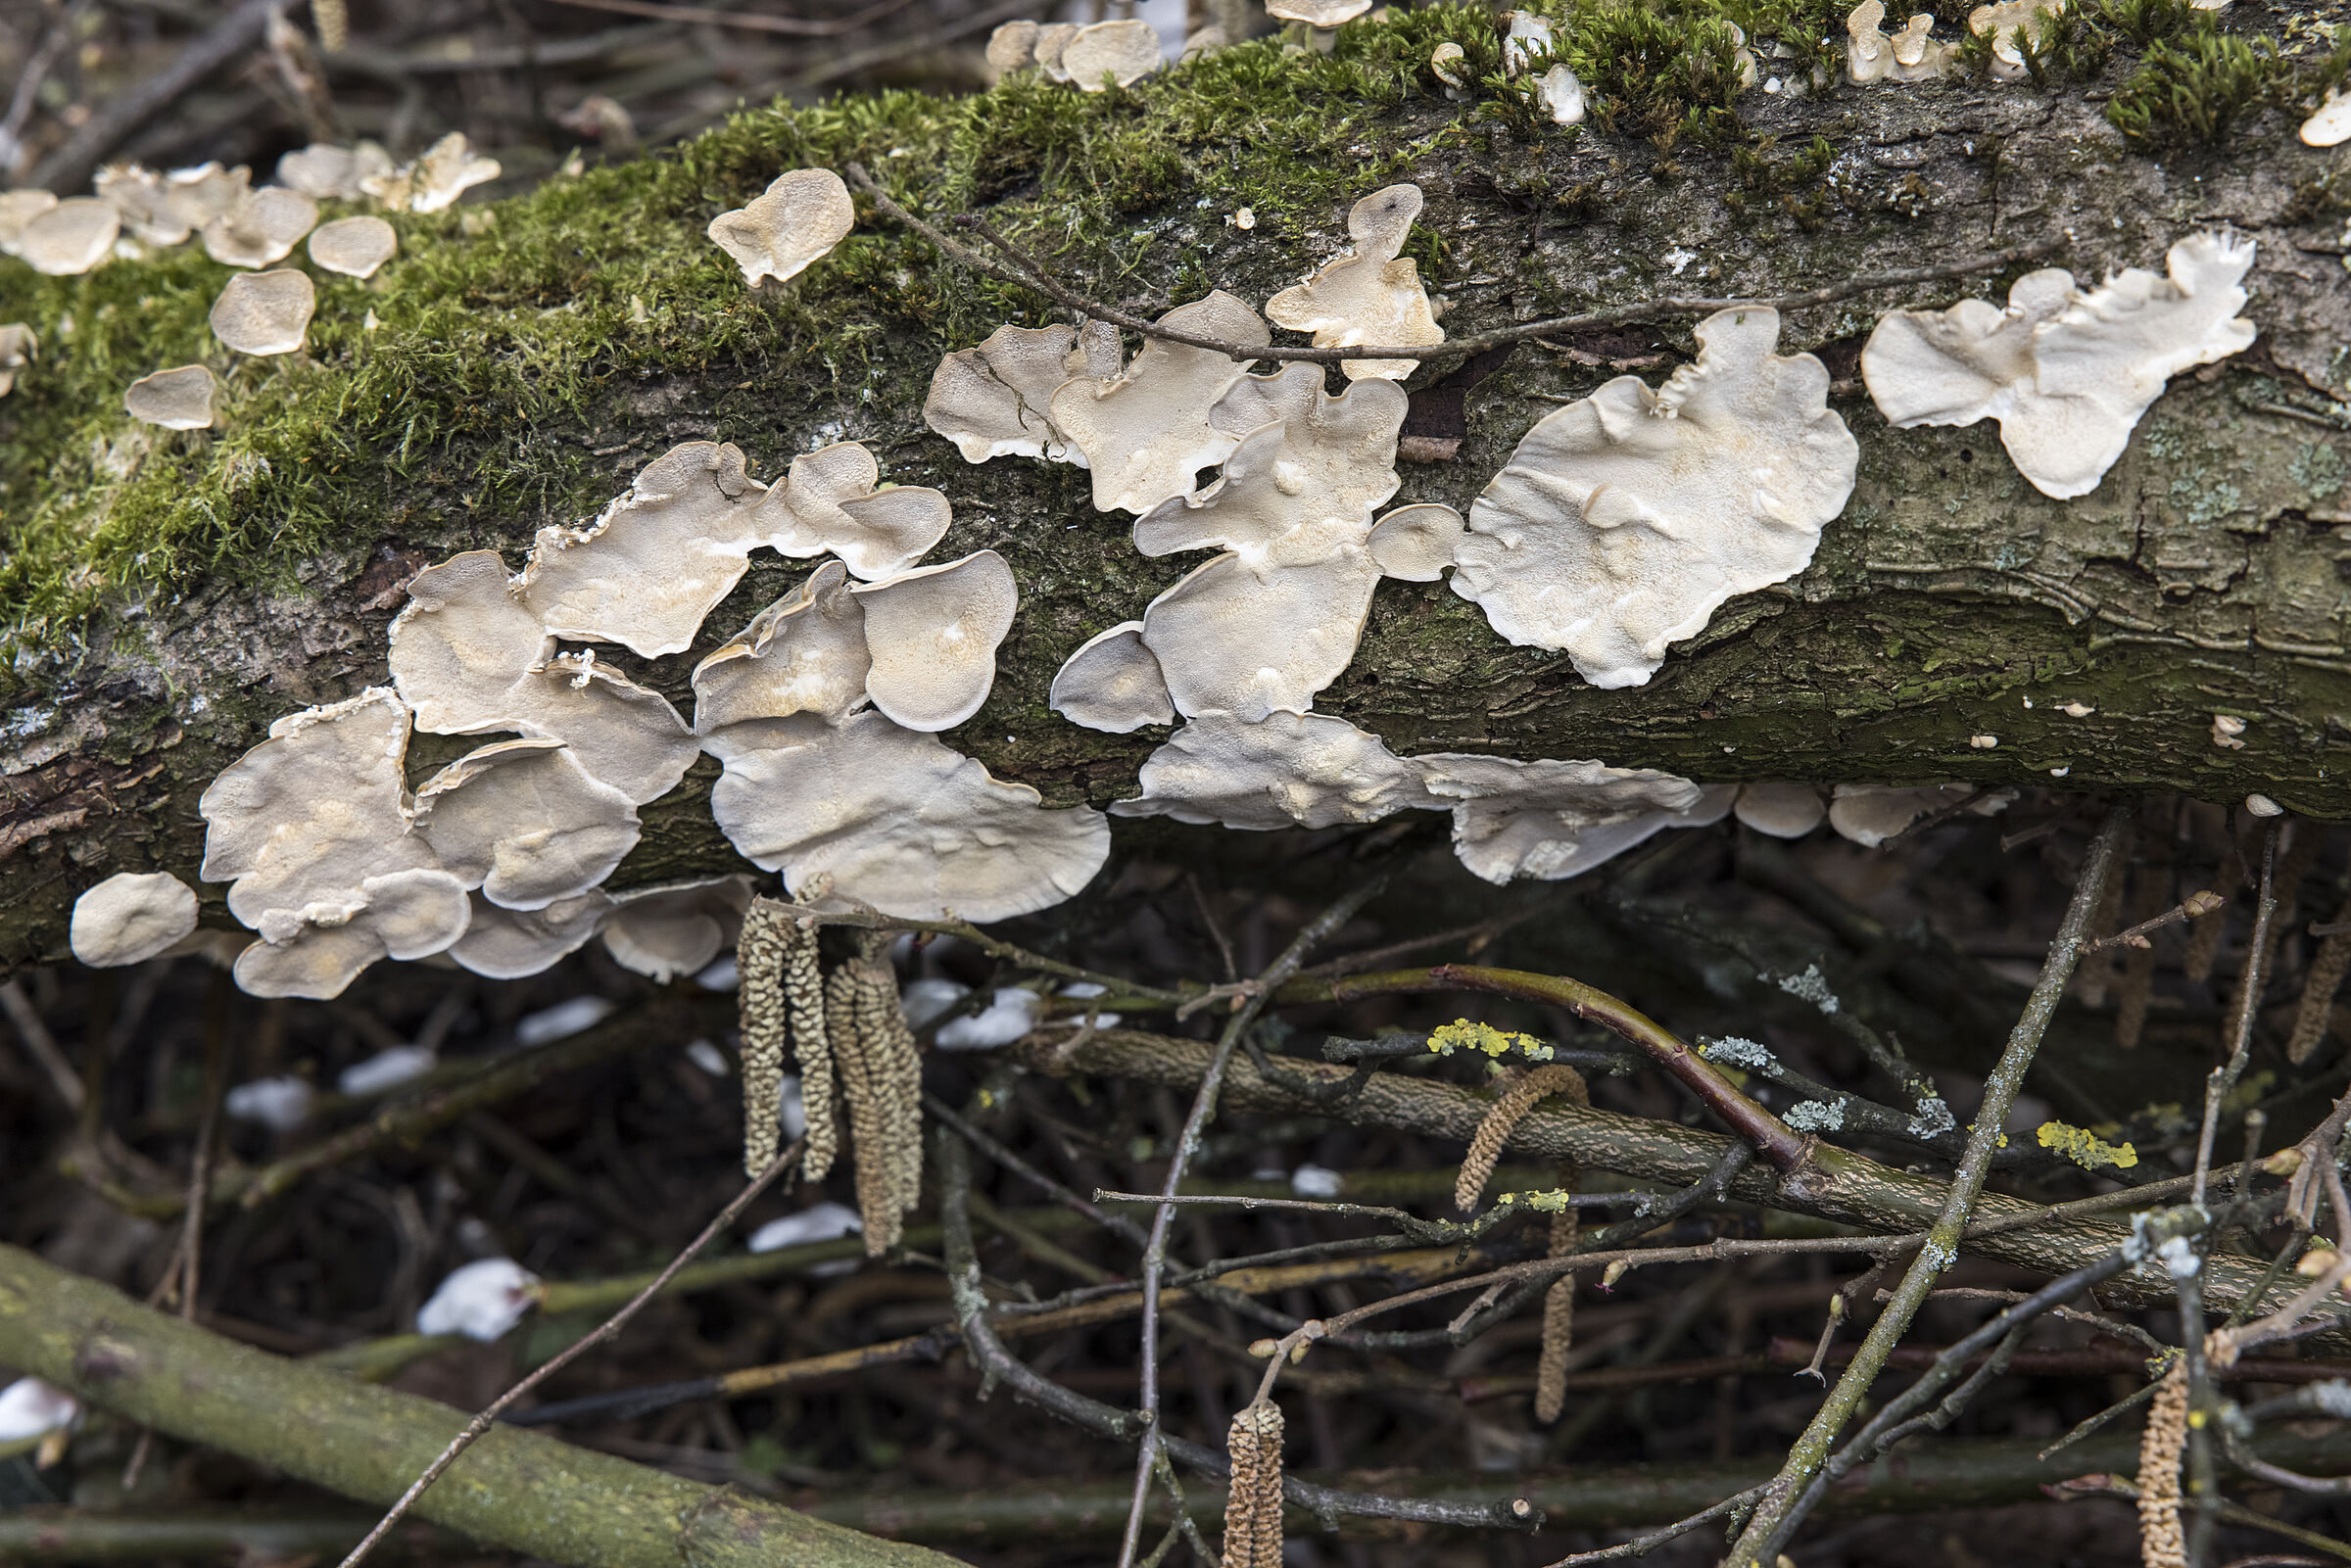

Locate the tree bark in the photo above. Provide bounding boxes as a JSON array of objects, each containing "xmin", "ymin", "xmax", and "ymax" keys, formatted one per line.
[{"xmin": 3, "ymin": 38, "xmax": 2346, "ymax": 964}]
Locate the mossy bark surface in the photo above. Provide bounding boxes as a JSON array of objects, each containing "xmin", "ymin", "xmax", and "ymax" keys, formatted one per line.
[{"xmin": 2, "ymin": 7, "xmax": 2347, "ymax": 966}]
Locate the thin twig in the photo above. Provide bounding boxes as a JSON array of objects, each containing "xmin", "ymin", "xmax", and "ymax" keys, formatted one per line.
[
  {"xmin": 332, "ymin": 1142, "xmax": 802, "ymax": 1568},
  {"xmin": 2198, "ymin": 825, "xmax": 2282, "ymax": 1204},
  {"xmin": 847, "ymin": 162, "xmax": 2061, "ymax": 365},
  {"xmin": 0, "ymin": 976, "xmax": 84, "ymax": 1111},
  {"xmin": 2082, "ymin": 888, "xmax": 2228, "ymax": 954}
]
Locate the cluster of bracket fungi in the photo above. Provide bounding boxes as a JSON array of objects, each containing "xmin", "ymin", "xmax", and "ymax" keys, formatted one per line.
[{"xmin": 56, "ymin": 85, "xmax": 2267, "ymax": 1004}]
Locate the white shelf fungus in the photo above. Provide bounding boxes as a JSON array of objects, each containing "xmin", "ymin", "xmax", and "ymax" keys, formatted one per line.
[
  {"xmin": 704, "ymin": 711, "xmax": 1109, "ymax": 922},
  {"xmin": 1268, "ymin": 0, "xmax": 1372, "ymax": 23},
  {"xmin": 987, "ymin": 19, "xmax": 1043, "ymax": 71},
  {"xmin": 1134, "ymin": 373, "xmax": 1407, "ymax": 718},
  {"xmin": 398, "ymin": 132, "xmax": 503, "ymax": 214},
  {"xmin": 276, "ymin": 141, "xmax": 395, "ymax": 201},
  {"xmin": 96, "ymin": 164, "xmax": 220, "ymax": 247},
  {"xmin": 1032, "ymin": 22, "xmax": 1081, "ymax": 79},
  {"xmin": 1825, "ymin": 783, "xmax": 1988, "ymax": 847},
  {"xmin": 1111, "ymin": 712, "xmax": 1436, "ymax": 831},
  {"xmin": 707, "ymin": 166, "xmax": 854, "ymax": 288},
  {"xmin": 415, "ymin": 738, "xmax": 641, "ymax": 911},
  {"xmin": 1416, "ymin": 755, "xmax": 1722, "ymax": 883},
  {"xmin": 1732, "ymin": 781, "xmax": 1827, "ymax": 838},
  {"xmin": 70, "ymin": 871, "xmax": 201, "ymax": 968},
  {"xmin": 2304, "ymin": 88, "xmax": 2351, "ymax": 148},
  {"xmin": 388, "ymin": 549, "xmax": 697, "ymax": 804},
  {"xmin": 231, "ymin": 866, "xmax": 473, "ymax": 1000},
  {"xmin": 210, "ymin": 268, "xmax": 315, "ymax": 356},
  {"xmin": 450, "ymin": 890, "xmax": 613, "ymax": 979},
  {"xmin": 1051, "ymin": 291, "xmax": 1271, "ymax": 513},
  {"xmin": 600, "ymin": 876, "xmax": 753, "ymax": 980},
  {"xmin": 1968, "ymin": 0, "xmax": 2061, "ymax": 80},
  {"xmin": 1538, "ymin": 65, "xmax": 1587, "ymax": 125},
  {"xmin": 751, "ymin": 440, "xmax": 953, "ymax": 582},
  {"xmin": 1432, "ymin": 42, "xmax": 1470, "ymax": 87},
  {"xmin": 1861, "ymin": 232, "xmax": 2257, "ymax": 499},
  {"xmin": 925, "ymin": 319, "xmax": 1122, "ymax": 465},
  {"xmin": 1367, "ymin": 502, "xmax": 1464, "ymax": 581},
  {"xmin": 1050, "ymin": 621, "xmax": 1176, "ymax": 733},
  {"xmin": 0, "ymin": 323, "xmax": 30, "ymax": 398},
  {"xmin": 416, "ymin": 1258, "xmax": 539, "ymax": 1342},
  {"xmin": 1503, "ymin": 11, "xmax": 1553, "ymax": 71},
  {"xmin": 1453, "ymin": 306, "xmax": 1857, "ymax": 689},
  {"xmin": 1265, "ymin": 183, "xmax": 1443, "ymax": 381},
  {"xmin": 1847, "ymin": 0, "xmax": 1951, "ymax": 82},
  {"xmin": 199, "ymin": 186, "xmax": 318, "ymax": 267},
  {"xmin": 123, "ymin": 364, "xmax": 216, "ymax": 431},
  {"xmin": 20, "ymin": 197, "xmax": 120, "ymax": 275},
  {"xmin": 308, "ymin": 214, "xmax": 398, "ymax": 278},
  {"xmin": 0, "ymin": 189, "xmax": 61, "ymax": 255},
  {"xmin": 693, "ymin": 559, "xmax": 872, "ymax": 732},
  {"xmin": 1062, "ymin": 20, "xmax": 1162, "ymax": 89},
  {"xmin": 851, "ymin": 549, "xmax": 1019, "ymax": 732}
]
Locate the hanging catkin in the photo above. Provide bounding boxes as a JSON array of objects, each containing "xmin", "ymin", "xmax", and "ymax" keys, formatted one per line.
[
  {"xmin": 1220, "ymin": 1401, "xmax": 1285, "ymax": 1568},
  {"xmin": 1456, "ymin": 1064, "xmax": 1590, "ymax": 1212},
  {"xmin": 311, "ymin": 0, "xmax": 349, "ymax": 52},
  {"xmin": 2289, "ymin": 894, "xmax": 2351, "ymax": 1064},
  {"xmin": 827, "ymin": 962, "xmax": 899, "ymax": 1255},
  {"xmin": 2136, "ymin": 1358, "xmax": 2189, "ymax": 1568},
  {"xmin": 736, "ymin": 899, "xmax": 791, "ymax": 1178},
  {"xmin": 784, "ymin": 917, "xmax": 838, "ymax": 1180},
  {"xmin": 2183, "ymin": 855, "xmax": 2242, "ymax": 983},
  {"xmin": 849, "ymin": 931, "xmax": 925, "ymax": 1221}
]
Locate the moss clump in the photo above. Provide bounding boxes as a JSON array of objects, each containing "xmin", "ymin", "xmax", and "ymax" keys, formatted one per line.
[{"xmin": 2107, "ymin": 24, "xmax": 2286, "ymax": 145}]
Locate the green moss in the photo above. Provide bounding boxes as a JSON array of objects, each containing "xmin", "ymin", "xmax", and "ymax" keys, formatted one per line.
[{"xmin": 2107, "ymin": 22, "xmax": 2287, "ymax": 145}]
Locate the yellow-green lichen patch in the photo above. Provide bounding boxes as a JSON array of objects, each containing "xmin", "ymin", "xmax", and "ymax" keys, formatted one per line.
[{"xmin": 2034, "ymin": 1118, "xmax": 2139, "ymax": 1169}]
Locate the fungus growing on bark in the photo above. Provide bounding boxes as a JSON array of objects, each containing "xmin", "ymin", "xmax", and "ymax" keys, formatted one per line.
[
  {"xmin": 1733, "ymin": 781, "xmax": 1827, "ymax": 838},
  {"xmin": 277, "ymin": 141, "xmax": 394, "ymax": 200},
  {"xmin": 400, "ymin": 132, "xmax": 503, "ymax": 213},
  {"xmin": 1414, "ymin": 755, "xmax": 1723, "ymax": 884},
  {"xmin": 449, "ymin": 890, "xmax": 614, "ymax": 979},
  {"xmin": 1453, "ymin": 306, "xmax": 1858, "ymax": 689},
  {"xmin": 1860, "ymin": 232, "xmax": 2257, "ymax": 499},
  {"xmin": 70, "ymin": 871, "xmax": 201, "ymax": 968},
  {"xmin": 600, "ymin": 876, "xmax": 754, "ymax": 980},
  {"xmin": 0, "ymin": 323, "xmax": 30, "ymax": 398},
  {"xmin": 199, "ymin": 186, "xmax": 318, "ymax": 267},
  {"xmin": 19, "ymin": 197, "xmax": 120, "ymax": 275},
  {"xmin": 123, "ymin": 364, "xmax": 216, "ymax": 430},
  {"xmin": 693, "ymin": 559, "xmax": 871, "ymax": 732},
  {"xmin": 924, "ymin": 320, "xmax": 1122, "ymax": 464},
  {"xmin": 1431, "ymin": 41, "xmax": 1470, "ymax": 89},
  {"xmin": 210, "ymin": 268, "xmax": 315, "ymax": 355},
  {"xmin": 1825, "ymin": 783, "xmax": 1978, "ymax": 846},
  {"xmin": 1111, "ymin": 712, "xmax": 1435, "ymax": 831},
  {"xmin": 1503, "ymin": 10, "xmax": 1553, "ymax": 71},
  {"xmin": 1265, "ymin": 184, "xmax": 1442, "ymax": 381},
  {"xmin": 415, "ymin": 738, "xmax": 641, "ymax": 911},
  {"xmin": 1050, "ymin": 291, "xmax": 1271, "ymax": 513},
  {"xmin": 986, "ymin": 19, "xmax": 1041, "ymax": 71},
  {"xmin": 1062, "ymin": 20, "xmax": 1161, "ymax": 89},
  {"xmin": 1133, "ymin": 372, "xmax": 1406, "ymax": 717},
  {"xmin": 1846, "ymin": 0, "xmax": 1950, "ymax": 81},
  {"xmin": 308, "ymin": 214, "xmax": 398, "ymax": 278},
  {"xmin": 707, "ymin": 167, "xmax": 854, "ymax": 288},
  {"xmin": 751, "ymin": 442, "xmax": 952, "ymax": 581},
  {"xmin": 1032, "ymin": 22, "xmax": 1080, "ymax": 78},
  {"xmin": 1268, "ymin": 0, "xmax": 1371, "ymax": 22},
  {"xmin": 0, "ymin": 189, "xmax": 59, "ymax": 254},
  {"xmin": 2305, "ymin": 88, "xmax": 2351, "ymax": 148},
  {"xmin": 1968, "ymin": 0, "xmax": 2060, "ymax": 79},
  {"xmin": 1539, "ymin": 65, "xmax": 1587, "ymax": 123},
  {"xmin": 231, "ymin": 866, "xmax": 473, "ymax": 1000},
  {"xmin": 95, "ymin": 165, "xmax": 191, "ymax": 246},
  {"xmin": 705, "ymin": 712, "xmax": 1110, "ymax": 922},
  {"xmin": 1049, "ymin": 621, "xmax": 1176, "ymax": 733},
  {"xmin": 388, "ymin": 548, "xmax": 698, "ymax": 804},
  {"xmin": 1367, "ymin": 502, "xmax": 1463, "ymax": 580},
  {"xmin": 851, "ymin": 550, "xmax": 1019, "ymax": 732}
]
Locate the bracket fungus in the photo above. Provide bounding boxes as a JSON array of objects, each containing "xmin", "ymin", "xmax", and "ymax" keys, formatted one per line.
[
  {"xmin": 705, "ymin": 712, "xmax": 1109, "ymax": 922},
  {"xmin": 1062, "ymin": 20, "xmax": 1162, "ymax": 89},
  {"xmin": 1431, "ymin": 41, "xmax": 1470, "ymax": 90},
  {"xmin": 1032, "ymin": 22, "xmax": 1081, "ymax": 79},
  {"xmin": 693, "ymin": 559, "xmax": 872, "ymax": 732},
  {"xmin": 210, "ymin": 268, "xmax": 316, "ymax": 356},
  {"xmin": 1453, "ymin": 306, "xmax": 1857, "ymax": 689},
  {"xmin": 1366, "ymin": 502, "xmax": 1464, "ymax": 581},
  {"xmin": 1968, "ymin": 0, "xmax": 2061, "ymax": 79},
  {"xmin": 1142, "ymin": 550, "xmax": 1383, "ymax": 721},
  {"xmin": 1265, "ymin": 184, "xmax": 1443, "ymax": 381},
  {"xmin": 924, "ymin": 320, "xmax": 1122, "ymax": 465},
  {"xmin": 70, "ymin": 872, "xmax": 201, "ymax": 969},
  {"xmin": 600, "ymin": 876, "xmax": 754, "ymax": 980},
  {"xmin": 752, "ymin": 441, "xmax": 952, "ymax": 581},
  {"xmin": 1112, "ymin": 712, "xmax": 1435, "ymax": 831},
  {"xmin": 851, "ymin": 550, "xmax": 1019, "ymax": 732},
  {"xmin": 451, "ymin": 889, "xmax": 614, "ymax": 979},
  {"xmin": 0, "ymin": 189, "xmax": 60, "ymax": 254},
  {"xmin": 1050, "ymin": 291, "xmax": 1271, "ymax": 513},
  {"xmin": 2306, "ymin": 88, "xmax": 2351, "ymax": 148},
  {"xmin": 1732, "ymin": 781, "xmax": 1828, "ymax": 838},
  {"xmin": 1538, "ymin": 65, "xmax": 1588, "ymax": 125},
  {"xmin": 0, "ymin": 323, "xmax": 33, "ymax": 398},
  {"xmin": 1267, "ymin": 0, "xmax": 1373, "ymax": 23},
  {"xmin": 1825, "ymin": 783, "xmax": 2000, "ymax": 846},
  {"xmin": 388, "ymin": 549, "xmax": 697, "ymax": 805},
  {"xmin": 414, "ymin": 738, "xmax": 642, "ymax": 912},
  {"xmin": 1050, "ymin": 621, "xmax": 1176, "ymax": 733},
  {"xmin": 707, "ymin": 167, "xmax": 855, "ymax": 289},
  {"xmin": 308, "ymin": 214, "xmax": 399, "ymax": 278},
  {"xmin": 123, "ymin": 364, "xmax": 217, "ymax": 431},
  {"xmin": 199, "ymin": 186, "xmax": 319, "ymax": 267},
  {"xmin": 400, "ymin": 132, "xmax": 504, "ymax": 213},
  {"xmin": 1846, "ymin": 0, "xmax": 1951, "ymax": 82},
  {"xmin": 1416, "ymin": 756, "xmax": 1726, "ymax": 883},
  {"xmin": 276, "ymin": 141, "xmax": 395, "ymax": 201},
  {"xmin": 1503, "ymin": 11, "xmax": 1554, "ymax": 71},
  {"xmin": 19, "ymin": 197, "xmax": 120, "ymax": 276},
  {"xmin": 986, "ymin": 19, "xmax": 1042, "ymax": 71},
  {"xmin": 1860, "ymin": 231, "xmax": 2257, "ymax": 499}
]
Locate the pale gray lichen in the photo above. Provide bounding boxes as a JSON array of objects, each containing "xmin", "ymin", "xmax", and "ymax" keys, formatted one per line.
[
  {"xmin": 1777, "ymin": 964, "xmax": 1841, "ymax": 1013},
  {"xmin": 1783, "ymin": 1098, "xmax": 1846, "ymax": 1133},
  {"xmin": 1906, "ymin": 1095, "xmax": 1955, "ymax": 1139},
  {"xmin": 1701, "ymin": 1035, "xmax": 1776, "ymax": 1070}
]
